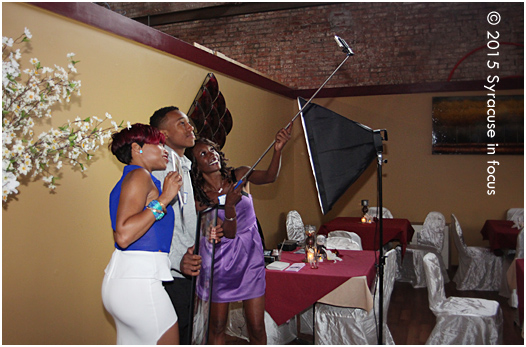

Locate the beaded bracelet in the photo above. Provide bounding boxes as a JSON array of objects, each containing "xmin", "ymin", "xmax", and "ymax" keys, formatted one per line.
[{"xmin": 146, "ymin": 200, "xmax": 165, "ymax": 221}]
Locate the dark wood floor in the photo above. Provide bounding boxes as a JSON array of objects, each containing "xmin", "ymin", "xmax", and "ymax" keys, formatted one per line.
[{"xmin": 226, "ymin": 269, "xmax": 524, "ymax": 345}]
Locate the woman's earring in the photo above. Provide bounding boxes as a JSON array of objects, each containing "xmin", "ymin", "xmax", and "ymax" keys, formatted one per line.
[{"xmin": 139, "ymin": 150, "xmax": 143, "ymax": 154}]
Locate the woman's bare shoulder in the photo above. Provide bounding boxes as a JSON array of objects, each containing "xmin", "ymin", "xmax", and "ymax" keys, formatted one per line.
[{"xmin": 121, "ymin": 167, "xmax": 152, "ymax": 189}]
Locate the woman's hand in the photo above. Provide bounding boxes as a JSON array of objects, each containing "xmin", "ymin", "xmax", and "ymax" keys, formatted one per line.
[
  {"xmin": 224, "ymin": 181, "xmax": 243, "ymax": 208},
  {"xmin": 245, "ymin": 126, "xmax": 291, "ymax": 186},
  {"xmin": 274, "ymin": 126, "xmax": 292, "ymax": 152},
  {"xmin": 209, "ymin": 222, "xmax": 224, "ymax": 244},
  {"xmin": 158, "ymin": 171, "xmax": 182, "ymax": 207}
]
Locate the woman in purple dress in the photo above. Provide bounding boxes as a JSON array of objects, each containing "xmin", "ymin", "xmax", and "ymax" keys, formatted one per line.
[{"xmin": 187, "ymin": 127, "xmax": 291, "ymax": 344}]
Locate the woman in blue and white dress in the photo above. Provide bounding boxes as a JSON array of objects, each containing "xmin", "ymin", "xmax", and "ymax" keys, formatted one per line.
[{"xmin": 102, "ymin": 123, "xmax": 182, "ymax": 344}]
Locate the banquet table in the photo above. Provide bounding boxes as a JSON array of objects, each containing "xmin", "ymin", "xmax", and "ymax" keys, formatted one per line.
[
  {"xmin": 265, "ymin": 249, "xmax": 377, "ymax": 326},
  {"xmin": 318, "ymin": 217, "xmax": 415, "ymax": 255},
  {"xmin": 480, "ymin": 220, "xmax": 521, "ymax": 253}
]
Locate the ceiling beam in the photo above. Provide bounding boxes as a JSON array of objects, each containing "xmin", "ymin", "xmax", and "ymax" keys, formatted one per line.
[{"xmin": 133, "ymin": 2, "xmax": 334, "ymax": 26}]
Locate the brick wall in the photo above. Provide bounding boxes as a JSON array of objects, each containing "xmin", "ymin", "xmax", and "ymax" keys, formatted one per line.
[{"xmin": 101, "ymin": 2, "xmax": 523, "ymax": 90}]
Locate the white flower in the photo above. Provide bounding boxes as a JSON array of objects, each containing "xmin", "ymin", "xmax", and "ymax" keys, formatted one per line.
[
  {"xmin": 68, "ymin": 63, "xmax": 77, "ymax": 74},
  {"xmin": 12, "ymin": 141, "xmax": 24, "ymax": 154},
  {"xmin": 3, "ymin": 147, "xmax": 12, "ymax": 159},
  {"xmin": 2, "ymin": 169, "xmax": 20, "ymax": 201},
  {"xmin": 127, "ymin": 122, "xmax": 132, "ymax": 129},
  {"xmin": 80, "ymin": 121, "xmax": 90, "ymax": 132},
  {"xmin": 3, "ymin": 37, "xmax": 14, "ymax": 47},
  {"xmin": 24, "ymin": 27, "xmax": 32, "ymax": 39},
  {"xmin": 25, "ymin": 90, "xmax": 37, "ymax": 103},
  {"xmin": 2, "ymin": 29, "xmax": 125, "ymax": 203},
  {"xmin": 17, "ymin": 164, "xmax": 29, "ymax": 175}
]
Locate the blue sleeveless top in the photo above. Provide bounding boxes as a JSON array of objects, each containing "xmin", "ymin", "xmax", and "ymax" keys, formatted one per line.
[{"xmin": 109, "ymin": 165, "xmax": 175, "ymax": 252}]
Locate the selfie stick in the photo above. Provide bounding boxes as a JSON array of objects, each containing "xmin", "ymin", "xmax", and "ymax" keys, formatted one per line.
[{"xmin": 233, "ymin": 35, "xmax": 354, "ymax": 190}]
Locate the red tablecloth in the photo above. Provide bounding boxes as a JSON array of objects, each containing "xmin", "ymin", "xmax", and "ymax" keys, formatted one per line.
[
  {"xmin": 480, "ymin": 220, "xmax": 520, "ymax": 252},
  {"xmin": 265, "ymin": 250, "xmax": 377, "ymax": 326},
  {"xmin": 318, "ymin": 217, "xmax": 415, "ymax": 254},
  {"xmin": 517, "ymin": 259, "xmax": 524, "ymax": 326}
]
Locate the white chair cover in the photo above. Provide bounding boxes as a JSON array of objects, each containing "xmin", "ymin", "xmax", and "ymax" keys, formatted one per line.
[
  {"xmin": 299, "ymin": 233, "xmax": 363, "ymax": 335},
  {"xmin": 286, "ymin": 210, "xmax": 305, "ymax": 242},
  {"xmin": 367, "ymin": 207, "xmax": 394, "ymax": 219},
  {"xmin": 517, "ymin": 227, "xmax": 524, "ymax": 259},
  {"xmin": 507, "ymin": 208, "xmax": 524, "ymax": 225},
  {"xmin": 451, "ymin": 214, "xmax": 503, "ymax": 291},
  {"xmin": 226, "ymin": 302, "xmax": 297, "ymax": 344},
  {"xmin": 299, "ymin": 306, "xmax": 314, "ymax": 335},
  {"xmin": 507, "ymin": 228, "xmax": 524, "ymax": 309},
  {"xmin": 326, "ymin": 237, "xmax": 361, "ymax": 251},
  {"xmin": 398, "ymin": 212, "xmax": 449, "ymax": 288},
  {"xmin": 327, "ymin": 231, "xmax": 363, "ymax": 250},
  {"xmin": 314, "ymin": 249, "xmax": 397, "ymax": 345},
  {"xmin": 418, "ymin": 212, "xmax": 445, "ymax": 251},
  {"xmin": 423, "ymin": 253, "xmax": 503, "ymax": 345}
]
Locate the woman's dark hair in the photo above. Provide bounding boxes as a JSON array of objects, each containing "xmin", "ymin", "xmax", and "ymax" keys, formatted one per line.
[
  {"xmin": 185, "ymin": 137, "xmax": 234, "ymax": 206},
  {"xmin": 109, "ymin": 123, "xmax": 166, "ymax": 164}
]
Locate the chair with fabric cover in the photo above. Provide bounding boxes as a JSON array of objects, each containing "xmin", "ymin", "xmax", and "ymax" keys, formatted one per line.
[
  {"xmin": 516, "ymin": 228, "xmax": 524, "ymax": 259},
  {"xmin": 423, "ymin": 252, "xmax": 503, "ymax": 344},
  {"xmin": 450, "ymin": 214, "xmax": 503, "ymax": 291},
  {"xmin": 397, "ymin": 212, "xmax": 449, "ymax": 288},
  {"xmin": 314, "ymin": 249, "xmax": 397, "ymax": 345},
  {"xmin": 507, "ymin": 208, "xmax": 524, "ymax": 225},
  {"xmin": 226, "ymin": 302, "xmax": 297, "ymax": 344},
  {"xmin": 286, "ymin": 210, "xmax": 305, "ymax": 242},
  {"xmin": 326, "ymin": 237, "xmax": 362, "ymax": 251},
  {"xmin": 299, "ymin": 233, "xmax": 363, "ymax": 334},
  {"xmin": 499, "ymin": 210, "xmax": 523, "ymax": 299},
  {"xmin": 507, "ymin": 228, "xmax": 524, "ymax": 310},
  {"xmin": 327, "ymin": 230, "xmax": 363, "ymax": 250},
  {"xmin": 367, "ymin": 207, "xmax": 394, "ymax": 219}
]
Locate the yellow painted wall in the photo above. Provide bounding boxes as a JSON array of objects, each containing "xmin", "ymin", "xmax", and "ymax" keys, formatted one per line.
[
  {"xmin": 2, "ymin": 3, "xmax": 523, "ymax": 345},
  {"xmin": 2, "ymin": 3, "xmax": 293, "ymax": 344}
]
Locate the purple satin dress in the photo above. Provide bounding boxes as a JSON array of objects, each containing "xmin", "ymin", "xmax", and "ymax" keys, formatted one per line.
[{"xmin": 199, "ymin": 193, "xmax": 266, "ymax": 303}]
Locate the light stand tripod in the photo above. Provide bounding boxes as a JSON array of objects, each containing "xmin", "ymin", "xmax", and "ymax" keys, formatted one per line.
[{"xmin": 373, "ymin": 129, "xmax": 388, "ymax": 344}]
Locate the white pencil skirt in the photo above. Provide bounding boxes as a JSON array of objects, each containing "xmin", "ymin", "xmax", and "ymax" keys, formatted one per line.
[{"xmin": 102, "ymin": 250, "xmax": 177, "ymax": 345}]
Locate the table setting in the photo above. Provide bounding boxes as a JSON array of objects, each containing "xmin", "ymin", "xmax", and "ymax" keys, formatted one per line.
[{"xmin": 264, "ymin": 226, "xmax": 378, "ymax": 326}]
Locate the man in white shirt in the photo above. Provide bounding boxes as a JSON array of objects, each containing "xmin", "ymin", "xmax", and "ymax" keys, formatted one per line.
[{"xmin": 150, "ymin": 106, "xmax": 202, "ymax": 344}]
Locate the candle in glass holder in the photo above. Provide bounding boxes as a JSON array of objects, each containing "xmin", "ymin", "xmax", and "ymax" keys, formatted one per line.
[
  {"xmin": 307, "ymin": 251, "xmax": 318, "ymax": 269},
  {"xmin": 361, "ymin": 216, "xmax": 366, "ymax": 223}
]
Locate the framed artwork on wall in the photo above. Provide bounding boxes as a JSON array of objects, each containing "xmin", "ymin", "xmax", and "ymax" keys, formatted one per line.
[{"xmin": 432, "ymin": 95, "xmax": 523, "ymax": 154}]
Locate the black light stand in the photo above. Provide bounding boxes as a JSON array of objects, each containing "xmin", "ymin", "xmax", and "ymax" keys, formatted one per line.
[{"xmin": 373, "ymin": 129, "xmax": 388, "ymax": 345}]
